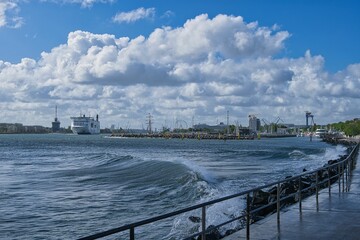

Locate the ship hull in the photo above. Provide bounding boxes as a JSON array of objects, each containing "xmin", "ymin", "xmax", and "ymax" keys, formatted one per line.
[
  {"xmin": 70, "ymin": 115, "xmax": 100, "ymax": 135},
  {"xmin": 71, "ymin": 126, "xmax": 99, "ymax": 135}
]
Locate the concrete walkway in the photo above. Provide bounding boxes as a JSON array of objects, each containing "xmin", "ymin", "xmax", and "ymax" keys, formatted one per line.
[{"xmin": 223, "ymin": 156, "xmax": 360, "ymax": 240}]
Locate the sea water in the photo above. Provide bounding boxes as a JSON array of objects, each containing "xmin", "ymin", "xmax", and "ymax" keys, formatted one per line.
[{"xmin": 0, "ymin": 134, "xmax": 347, "ymax": 239}]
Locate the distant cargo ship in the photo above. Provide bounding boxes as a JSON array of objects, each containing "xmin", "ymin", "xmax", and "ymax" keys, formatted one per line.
[{"xmin": 70, "ymin": 114, "xmax": 100, "ymax": 135}]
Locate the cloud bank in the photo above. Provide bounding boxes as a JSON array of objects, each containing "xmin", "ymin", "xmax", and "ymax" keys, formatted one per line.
[{"xmin": 0, "ymin": 14, "xmax": 359, "ymax": 128}]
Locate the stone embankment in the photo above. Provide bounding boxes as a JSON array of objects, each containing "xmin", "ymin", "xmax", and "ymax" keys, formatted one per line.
[{"xmin": 322, "ymin": 133, "xmax": 360, "ymax": 145}]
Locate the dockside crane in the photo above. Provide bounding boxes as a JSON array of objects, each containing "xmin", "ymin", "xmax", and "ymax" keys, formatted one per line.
[
  {"xmin": 305, "ymin": 111, "xmax": 314, "ymax": 128},
  {"xmin": 262, "ymin": 118, "xmax": 270, "ymax": 133},
  {"xmin": 271, "ymin": 116, "xmax": 285, "ymax": 133}
]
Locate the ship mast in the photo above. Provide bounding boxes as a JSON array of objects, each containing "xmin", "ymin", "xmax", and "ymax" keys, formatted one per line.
[{"xmin": 55, "ymin": 105, "xmax": 58, "ymax": 122}]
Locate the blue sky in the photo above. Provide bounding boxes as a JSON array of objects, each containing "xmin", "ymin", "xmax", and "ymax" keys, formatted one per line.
[
  {"xmin": 0, "ymin": 0, "xmax": 360, "ymax": 128},
  {"xmin": 2, "ymin": 1, "xmax": 359, "ymax": 72}
]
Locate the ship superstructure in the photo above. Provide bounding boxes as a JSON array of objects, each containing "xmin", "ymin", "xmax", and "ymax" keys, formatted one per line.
[{"xmin": 70, "ymin": 114, "xmax": 100, "ymax": 134}]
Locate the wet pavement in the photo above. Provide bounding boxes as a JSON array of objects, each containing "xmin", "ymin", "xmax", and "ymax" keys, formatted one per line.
[{"xmin": 223, "ymin": 156, "xmax": 360, "ymax": 240}]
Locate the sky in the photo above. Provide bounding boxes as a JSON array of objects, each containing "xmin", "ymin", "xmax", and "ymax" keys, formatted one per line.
[{"xmin": 0, "ymin": 0, "xmax": 360, "ymax": 129}]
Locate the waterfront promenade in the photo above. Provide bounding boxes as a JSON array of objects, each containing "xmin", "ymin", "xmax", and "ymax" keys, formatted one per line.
[{"xmin": 223, "ymin": 152, "xmax": 360, "ymax": 240}]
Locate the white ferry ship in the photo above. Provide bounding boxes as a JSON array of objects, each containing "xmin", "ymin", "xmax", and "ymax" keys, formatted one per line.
[
  {"xmin": 314, "ymin": 128, "xmax": 327, "ymax": 138},
  {"xmin": 70, "ymin": 114, "xmax": 100, "ymax": 135}
]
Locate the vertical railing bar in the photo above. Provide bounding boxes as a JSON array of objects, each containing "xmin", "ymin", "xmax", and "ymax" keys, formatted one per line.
[
  {"xmin": 130, "ymin": 227, "xmax": 134, "ymax": 240},
  {"xmin": 338, "ymin": 164, "xmax": 341, "ymax": 193},
  {"xmin": 277, "ymin": 183, "xmax": 280, "ymax": 226},
  {"xmin": 315, "ymin": 171, "xmax": 319, "ymax": 211},
  {"xmin": 342, "ymin": 162, "xmax": 345, "ymax": 192},
  {"xmin": 345, "ymin": 160, "xmax": 349, "ymax": 192},
  {"xmin": 327, "ymin": 167, "xmax": 331, "ymax": 196},
  {"xmin": 201, "ymin": 206, "xmax": 206, "ymax": 240},
  {"xmin": 298, "ymin": 177, "xmax": 302, "ymax": 213},
  {"xmin": 347, "ymin": 159, "xmax": 350, "ymax": 191},
  {"xmin": 246, "ymin": 193, "xmax": 250, "ymax": 240}
]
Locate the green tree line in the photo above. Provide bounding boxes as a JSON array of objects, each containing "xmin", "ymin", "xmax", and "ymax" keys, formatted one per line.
[{"xmin": 328, "ymin": 118, "xmax": 360, "ymax": 137}]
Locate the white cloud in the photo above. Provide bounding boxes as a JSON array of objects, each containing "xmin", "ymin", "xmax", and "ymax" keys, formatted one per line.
[
  {"xmin": 113, "ymin": 7, "xmax": 155, "ymax": 23},
  {"xmin": 0, "ymin": 1, "xmax": 23, "ymax": 28},
  {"xmin": 161, "ymin": 10, "xmax": 175, "ymax": 19},
  {"xmin": 0, "ymin": 14, "xmax": 359, "ymax": 128}
]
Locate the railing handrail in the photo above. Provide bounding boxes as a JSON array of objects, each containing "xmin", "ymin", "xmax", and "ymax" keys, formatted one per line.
[{"xmin": 78, "ymin": 142, "xmax": 359, "ymax": 240}]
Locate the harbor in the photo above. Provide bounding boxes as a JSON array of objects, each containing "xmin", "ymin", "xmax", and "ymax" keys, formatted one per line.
[
  {"xmin": 1, "ymin": 134, "xmax": 351, "ymax": 239},
  {"xmin": 1, "ymin": 2, "xmax": 360, "ymax": 240}
]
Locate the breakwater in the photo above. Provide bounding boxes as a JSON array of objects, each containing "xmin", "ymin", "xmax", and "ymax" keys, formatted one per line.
[
  {"xmin": 110, "ymin": 132, "xmax": 297, "ymax": 140},
  {"xmin": 110, "ymin": 132, "xmax": 255, "ymax": 140}
]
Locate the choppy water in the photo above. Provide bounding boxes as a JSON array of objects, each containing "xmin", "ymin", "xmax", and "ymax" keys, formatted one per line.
[{"xmin": 0, "ymin": 134, "xmax": 347, "ymax": 239}]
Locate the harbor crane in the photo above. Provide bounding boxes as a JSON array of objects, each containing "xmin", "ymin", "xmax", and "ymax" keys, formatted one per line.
[
  {"xmin": 262, "ymin": 117, "xmax": 285, "ymax": 134},
  {"xmin": 262, "ymin": 118, "xmax": 271, "ymax": 133},
  {"xmin": 175, "ymin": 119, "xmax": 188, "ymax": 130},
  {"xmin": 305, "ymin": 111, "xmax": 314, "ymax": 127},
  {"xmin": 274, "ymin": 116, "xmax": 284, "ymax": 125}
]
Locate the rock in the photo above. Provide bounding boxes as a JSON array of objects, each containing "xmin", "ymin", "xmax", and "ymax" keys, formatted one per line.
[
  {"xmin": 224, "ymin": 229, "xmax": 237, "ymax": 236},
  {"xmin": 189, "ymin": 216, "xmax": 201, "ymax": 223},
  {"xmin": 196, "ymin": 225, "xmax": 222, "ymax": 240},
  {"xmin": 251, "ymin": 189, "xmax": 270, "ymax": 205}
]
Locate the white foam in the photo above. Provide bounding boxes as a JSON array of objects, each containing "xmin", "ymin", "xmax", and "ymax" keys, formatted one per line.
[
  {"xmin": 178, "ymin": 159, "xmax": 218, "ymax": 184},
  {"xmin": 323, "ymin": 145, "xmax": 347, "ymax": 160}
]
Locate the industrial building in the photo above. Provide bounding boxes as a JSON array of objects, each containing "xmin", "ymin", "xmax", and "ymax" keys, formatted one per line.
[{"xmin": 248, "ymin": 115, "xmax": 261, "ymax": 133}]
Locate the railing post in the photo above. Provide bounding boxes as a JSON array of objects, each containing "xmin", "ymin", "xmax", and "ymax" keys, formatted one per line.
[
  {"xmin": 327, "ymin": 166, "xmax": 331, "ymax": 196},
  {"xmin": 338, "ymin": 164, "xmax": 341, "ymax": 193},
  {"xmin": 346, "ymin": 160, "xmax": 349, "ymax": 191},
  {"xmin": 130, "ymin": 227, "xmax": 134, "ymax": 240},
  {"xmin": 345, "ymin": 160, "xmax": 348, "ymax": 191},
  {"xmin": 246, "ymin": 193, "xmax": 250, "ymax": 240},
  {"xmin": 298, "ymin": 177, "xmax": 302, "ymax": 213},
  {"xmin": 315, "ymin": 171, "xmax": 319, "ymax": 210},
  {"xmin": 342, "ymin": 162, "xmax": 345, "ymax": 192},
  {"xmin": 277, "ymin": 183, "xmax": 280, "ymax": 225},
  {"xmin": 201, "ymin": 206, "xmax": 206, "ymax": 240}
]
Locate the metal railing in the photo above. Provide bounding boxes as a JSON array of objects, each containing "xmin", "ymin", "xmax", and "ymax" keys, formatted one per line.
[{"xmin": 78, "ymin": 142, "xmax": 359, "ymax": 240}]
